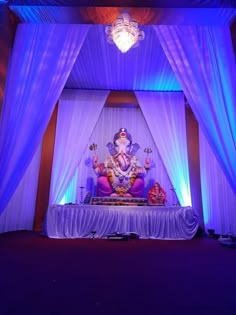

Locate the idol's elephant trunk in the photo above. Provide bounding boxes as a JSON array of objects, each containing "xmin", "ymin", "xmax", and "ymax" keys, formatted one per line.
[{"xmin": 116, "ymin": 152, "xmax": 130, "ymax": 171}]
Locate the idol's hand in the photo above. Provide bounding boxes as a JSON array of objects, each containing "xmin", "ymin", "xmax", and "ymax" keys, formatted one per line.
[
  {"xmin": 144, "ymin": 157, "xmax": 151, "ymax": 169},
  {"xmin": 93, "ymin": 155, "xmax": 98, "ymax": 168}
]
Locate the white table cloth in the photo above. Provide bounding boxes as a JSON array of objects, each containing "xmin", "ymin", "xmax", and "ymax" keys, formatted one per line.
[{"xmin": 44, "ymin": 204, "xmax": 199, "ymax": 240}]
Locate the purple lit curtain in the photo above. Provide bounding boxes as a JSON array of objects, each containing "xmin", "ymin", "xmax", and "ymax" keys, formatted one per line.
[
  {"xmin": 154, "ymin": 25, "xmax": 236, "ymax": 195},
  {"xmin": 49, "ymin": 89, "xmax": 109, "ymax": 205},
  {"xmin": 135, "ymin": 91, "xmax": 191, "ymax": 207},
  {"xmin": 0, "ymin": 23, "xmax": 90, "ymax": 215},
  {"xmin": 199, "ymin": 129, "xmax": 236, "ymax": 235},
  {"xmin": 0, "ymin": 146, "xmax": 41, "ymax": 233}
]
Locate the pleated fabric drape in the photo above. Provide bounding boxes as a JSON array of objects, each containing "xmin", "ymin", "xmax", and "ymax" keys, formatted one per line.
[
  {"xmin": 154, "ymin": 25, "xmax": 236, "ymax": 195},
  {"xmin": 136, "ymin": 91, "xmax": 191, "ymax": 207},
  {"xmin": 0, "ymin": 24, "xmax": 90, "ymax": 215},
  {"xmin": 49, "ymin": 89, "xmax": 109, "ymax": 205},
  {"xmin": 199, "ymin": 129, "xmax": 236, "ymax": 235}
]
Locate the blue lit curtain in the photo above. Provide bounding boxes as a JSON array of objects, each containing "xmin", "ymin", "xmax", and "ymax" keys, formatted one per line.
[
  {"xmin": 49, "ymin": 89, "xmax": 109, "ymax": 205},
  {"xmin": 59, "ymin": 169, "xmax": 78, "ymax": 205},
  {"xmin": 0, "ymin": 145, "xmax": 41, "ymax": 233},
  {"xmin": 0, "ymin": 23, "xmax": 90, "ymax": 215},
  {"xmin": 135, "ymin": 91, "xmax": 191, "ymax": 207},
  {"xmin": 199, "ymin": 128, "xmax": 236, "ymax": 235},
  {"xmin": 154, "ymin": 25, "xmax": 236, "ymax": 195}
]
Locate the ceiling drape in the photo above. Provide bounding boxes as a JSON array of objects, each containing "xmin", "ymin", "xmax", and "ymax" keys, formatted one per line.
[
  {"xmin": 0, "ymin": 23, "xmax": 90, "ymax": 215},
  {"xmin": 66, "ymin": 25, "xmax": 181, "ymax": 91},
  {"xmin": 154, "ymin": 25, "xmax": 236, "ymax": 195}
]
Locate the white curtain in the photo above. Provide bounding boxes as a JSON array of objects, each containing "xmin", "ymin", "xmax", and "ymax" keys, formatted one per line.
[
  {"xmin": 59, "ymin": 169, "xmax": 78, "ymax": 205},
  {"xmin": 75, "ymin": 106, "xmax": 173, "ymax": 204},
  {"xmin": 154, "ymin": 25, "xmax": 236, "ymax": 195},
  {"xmin": 0, "ymin": 145, "xmax": 41, "ymax": 233},
  {"xmin": 0, "ymin": 23, "xmax": 90, "ymax": 215},
  {"xmin": 49, "ymin": 89, "xmax": 109, "ymax": 205},
  {"xmin": 200, "ymin": 128, "xmax": 236, "ymax": 235},
  {"xmin": 135, "ymin": 91, "xmax": 191, "ymax": 207}
]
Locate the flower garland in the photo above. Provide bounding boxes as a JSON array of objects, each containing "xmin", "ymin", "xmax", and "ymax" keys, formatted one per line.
[{"xmin": 107, "ymin": 156, "xmax": 138, "ymax": 196}]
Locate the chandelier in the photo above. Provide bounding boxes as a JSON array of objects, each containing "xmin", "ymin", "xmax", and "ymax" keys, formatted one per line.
[{"xmin": 105, "ymin": 12, "xmax": 145, "ymax": 53}]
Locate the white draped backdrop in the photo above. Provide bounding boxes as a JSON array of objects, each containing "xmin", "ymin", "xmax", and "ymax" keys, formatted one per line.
[
  {"xmin": 0, "ymin": 23, "xmax": 235, "ymax": 236},
  {"xmin": 66, "ymin": 104, "xmax": 173, "ymax": 205},
  {"xmin": 49, "ymin": 89, "xmax": 109, "ymax": 205},
  {"xmin": 135, "ymin": 91, "xmax": 191, "ymax": 207},
  {"xmin": 200, "ymin": 129, "xmax": 236, "ymax": 235},
  {"xmin": 0, "ymin": 23, "xmax": 90, "ymax": 232},
  {"xmin": 53, "ymin": 90, "xmax": 191, "ymax": 210}
]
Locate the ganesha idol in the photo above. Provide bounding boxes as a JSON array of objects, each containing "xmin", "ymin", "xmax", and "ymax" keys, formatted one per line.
[{"xmin": 92, "ymin": 128, "xmax": 151, "ymax": 198}]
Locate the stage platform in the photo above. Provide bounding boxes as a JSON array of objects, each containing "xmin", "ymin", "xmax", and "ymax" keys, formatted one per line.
[{"xmin": 44, "ymin": 204, "xmax": 199, "ymax": 240}]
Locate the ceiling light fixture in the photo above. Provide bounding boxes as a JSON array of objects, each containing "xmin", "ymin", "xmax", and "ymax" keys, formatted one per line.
[{"xmin": 105, "ymin": 12, "xmax": 145, "ymax": 53}]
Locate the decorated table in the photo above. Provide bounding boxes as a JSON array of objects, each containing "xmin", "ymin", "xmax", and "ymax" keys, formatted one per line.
[{"xmin": 44, "ymin": 204, "xmax": 199, "ymax": 240}]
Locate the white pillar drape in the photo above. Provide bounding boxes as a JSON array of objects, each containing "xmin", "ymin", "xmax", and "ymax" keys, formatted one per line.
[
  {"xmin": 199, "ymin": 128, "xmax": 236, "ymax": 235},
  {"xmin": 49, "ymin": 89, "xmax": 109, "ymax": 205},
  {"xmin": 135, "ymin": 91, "xmax": 191, "ymax": 207},
  {"xmin": 0, "ymin": 23, "xmax": 90, "ymax": 215},
  {"xmin": 154, "ymin": 25, "xmax": 236, "ymax": 195},
  {"xmin": 0, "ymin": 145, "xmax": 41, "ymax": 233}
]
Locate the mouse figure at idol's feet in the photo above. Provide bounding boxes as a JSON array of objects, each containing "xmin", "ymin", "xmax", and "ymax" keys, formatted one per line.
[{"xmin": 92, "ymin": 128, "xmax": 151, "ymax": 198}]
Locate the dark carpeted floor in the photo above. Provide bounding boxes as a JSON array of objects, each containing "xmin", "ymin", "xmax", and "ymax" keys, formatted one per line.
[{"xmin": 1, "ymin": 231, "xmax": 236, "ymax": 315}]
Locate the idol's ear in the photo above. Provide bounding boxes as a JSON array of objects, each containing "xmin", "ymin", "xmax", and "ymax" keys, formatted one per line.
[
  {"xmin": 130, "ymin": 143, "xmax": 140, "ymax": 155},
  {"xmin": 106, "ymin": 142, "xmax": 116, "ymax": 156}
]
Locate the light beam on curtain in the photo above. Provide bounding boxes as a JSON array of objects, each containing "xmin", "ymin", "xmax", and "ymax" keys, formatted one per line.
[
  {"xmin": 135, "ymin": 91, "xmax": 192, "ymax": 207},
  {"xmin": 59, "ymin": 169, "xmax": 78, "ymax": 205},
  {"xmin": 49, "ymin": 89, "xmax": 109, "ymax": 205},
  {"xmin": 154, "ymin": 25, "xmax": 236, "ymax": 194},
  {"xmin": 199, "ymin": 128, "xmax": 236, "ymax": 235},
  {"xmin": 0, "ymin": 23, "xmax": 90, "ymax": 215}
]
